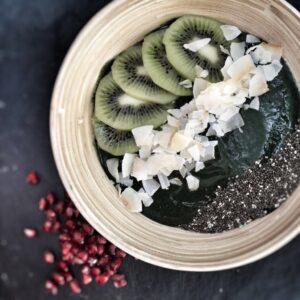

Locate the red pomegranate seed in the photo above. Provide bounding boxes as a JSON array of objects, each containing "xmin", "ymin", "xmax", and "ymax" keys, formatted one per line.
[
  {"xmin": 72, "ymin": 231, "xmax": 85, "ymax": 244},
  {"xmin": 106, "ymin": 265, "xmax": 116, "ymax": 276},
  {"xmin": 45, "ymin": 192, "xmax": 55, "ymax": 204},
  {"xmin": 52, "ymin": 272, "xmax": 65, "ymax": 286},
  {"xmin": 87, "ymin": 256, "xmax": 98, "ymax": 267},
  {"xmin": 62, "ymin": 252, "xmax": 74, "ymax": 263},
  {"xmin": 52, "ymin": 221, "xmax": 61, "ymax": 232},
  {"xmin": 45, "ymin": 279, "xmax": 58, "ymax": 295},
  {"xmin": 38, "ymin": 197, "xmax": 48, "ymax": 210},
  {"xmin": 110, "ymin": 258, "xmax": 122, "ymax": 271},
  {"xmin": 97, "ymin": 255, "xmax": 110, "ymax": 266},
  {"xmin": 90, "ymin": 267, "xmax": 101, "ymax": 276},
  {"xmin": 80, "ymin": 265, "xmax": 90, "ymax": 275},
  {"xmin": 26, "ymin": 171, "xmax": 39, "ymax": 185},
  {"xmin": 108, "ymin": 244, "xmax": 116, "ymax": 255},
  {"xmin": 42, "ymin": 220, "xmax": 52, "ymax": 232},
  {"xmin": 87, "ymin": 235, "xmax": 97, "ymax": 244},
  {"xmin": 54, "ymin": 201, "xmax": 65, "ymax": 214},
  {"xmin": 59, "ymin": 233, "xmax": 70, "ymax": 242},
  {"xmin": 77, "ymin": 251, "xmax": 88, "ymax": 262},
  {"xmin": 63, "ymin": 272, "xmax": 73, "ymax": 282},
  {"xmin": 95, "ymin": 272, "xmax": 110, "ymax": 285},
  {"xmin": 87, "ymin": 244, "xmax": 98, "ymax": 255},
  {"xmin": 97, "ymin": 244, "xmax": 105, "ymax": 256},
  {"xmin": 71, "ymin": 245, "xmax": 81, "ymax": 255},
  {"xmin": 61, "ymin": 242, "xmax": 72, "ymax": 255},
  {"xmin": 82, "ymin": 223, "xmax": 94, "ymax": 235},
  {"xmin": 82, "ymin": 273, "xmax": 92, "ymax": 285},
  {"xmin": 57, "ymin": 261, "xmax": 69, "ymax": 272},
  {"xmin": 113, "ymin": 278, "xmax": 127, "ymax": 288},
  {"xmin": 24, "ymin": 228, "xmax": 37, "ymax": 238},
  {"xmin": 69, "ymin": 279, "xmax": 81, "ymax": 294},
  {"xmin": 45, "ymin": 209, "xmax": 56, "ymax": 221},
  {"xmin": 115, "ymin": 249, "xmax": 126, "ymax": 258},
  {"xmin": 96, "ymin": 236, "xmax": 107, "ymax": 245},
  {"xmin": 112, "ymin": 273, "xmax": 125, "ymax": 281},
  {"xmin": 43, "ymin": 250, "xmax": 55, "ymax": 264},
  {"xmin": 65, "ymin": 207, "xmax": 74, "ymax": 217},
  {"xmin": 65, "ymin": 219, "xmax": 76, "ymax": 230},
  {"xmin": 73, "ymin": 208, "xmax": 80, "ymax": 218}
]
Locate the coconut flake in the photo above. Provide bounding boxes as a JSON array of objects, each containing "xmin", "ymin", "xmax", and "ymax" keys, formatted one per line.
[
  {"xmin": 220, "ymin": 25, "xmax": 241, "ymax": 41},
  {"xmin": 167, "ymin": 115, "xmax": 182, "ymax": 128},
  {"xmin": 261, "ymin": 59, "xmax": 283, "ymax": 81},
  {"xmin": 227, "ymin": 55, "xmax": 256, "ymax": 80},
  {"xmin": 179, "ymin": 79, "xmax": 193, "ymax": 88},
  {"xmin": 169, "ymin": 177, "xmax": 182, "ymax": 186},
  {"xmin": 219, "ymin": 106, "xmax": 240, "ymax": 122},
  {"xmin": 249, "ymin": 69, "xmax": 269, "ymax": 97},
  {"xmin": 218, "ymin": 113, "xmax": 245, "ymax": 134},
  {"xmin": 132, "ymin": 125, "xmax": 154, "ymax": 147},
  {"xmin": 131, "ymin": 158, "xmax": 149, "ymax": 181},
  {"xmin": 167, "ymin": 109, "xmax": 182, "ymax": 119},
  {"xmin": 220, "ymin": 45, "xmax": 231, "ymax": 55},
  {"xmin": 120, "ymin": 187, "xmax": 142, "ymax": 212},
  {"xmin": 118, "ymin": 173, "xmax": 134, "ymax": 187},
  {"xmin": 142, "ymin": 179, "xmax": 160, "ymax": 196},
  {"xmin": 230, "ymin": 42, "xmax": 246, "ymax": 61},
  {"xmin": 170, "ymin": 132, "xmax": 192, "ymax": 152},
  {"xmin": 187, "ymin": 144, "xmax": 201, "ymax": 161},
  {"xmin": 157, "ymin": 173, "xmax": 170, "ymax": 190},
  {"xmin": 183, "ymin": 38, "xmax": 211, "ymax": 52},
  {"xmin": 195, "ymin": 161, "xmax": 205, "ymax": 172},
  {"xmin": 193, "ymin": 78, "xmax": 210, "ymax": 98},
  {"xmin": 186, "ymin": 175, "xmax": 200, "ymax": 191},
  {"xmin": 106, "ymin": 158, "xmax": 120, "ymax": 182},
  {"xmin": 122, "ymin": 153, "xmax": 136, "ymax": 178},
  {"xmin": 138, "ymin": 188, "xmax": 154, "ymax": 207},
  {"xmin": 139, "ymin": 146, "xmax": 152, "ymax": 159},
  {"xmin": 246, "ymin": 34, "xmax": 260, "ymax": 44},
  {"xmin": 249, "ymin": 96, "xmax": 260, "ymax": 110}
]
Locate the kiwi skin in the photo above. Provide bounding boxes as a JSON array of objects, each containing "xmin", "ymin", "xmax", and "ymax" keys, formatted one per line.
[
  {"xmin": 93, "ymin": 120, "xmax": 138, "ymax": 156},
  {"xmin": 111, "ymin": 45, "xmax": 177, "ymax": 104},
  {"xmin": 143, "ymin": 29, "xmax": 193, "ymax": 97},
  {"xmin": 163, "ymin": 15, "xmax": 230, "ymax": 82},
  {"xmin": 95, "ymin": 73, "xmax": 170, "ymax": 131}
]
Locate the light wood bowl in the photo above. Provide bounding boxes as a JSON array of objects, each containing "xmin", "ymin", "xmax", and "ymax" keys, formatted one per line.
[{"xmin": 50, "ymin": 0, "xmax": 300, "ymax": 271}]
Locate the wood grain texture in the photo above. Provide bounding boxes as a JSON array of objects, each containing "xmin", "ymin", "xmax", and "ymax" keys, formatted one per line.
[{"xmin": 50, "ymin": 0, "xmax": 300, "ymax": 271}]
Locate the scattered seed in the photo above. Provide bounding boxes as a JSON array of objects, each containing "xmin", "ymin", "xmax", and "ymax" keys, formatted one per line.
[
  {"xmin": 26, "ymin": 171, "xmax": 39, "ymax": 185},
  {"xmin": 24, "ymin": 228, "xmax": 37, "ymax": 238},
  {"xmin": 43, "ymin": 250, "xmax": 55, "ymax": 264}
]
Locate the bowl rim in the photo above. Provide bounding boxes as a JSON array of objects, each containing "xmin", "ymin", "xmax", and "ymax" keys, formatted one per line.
[{"xmin": 50, "ymin": 0, "xmax": 300, "ymax": 271}]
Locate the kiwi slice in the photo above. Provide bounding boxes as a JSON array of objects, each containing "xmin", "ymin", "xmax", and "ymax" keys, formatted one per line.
[
  {"xmin": 142, "ymin": 29, "xmax": 193, "ymax": 97},
  {"xmin": 94, "ymin": 73, "xmax": 169, "ymax": 130},
  {"xmin": 93, "ymin": 121, "xmax": 138, "ymax": 156},
  {"xmin": 163, "ymin": 15, "xmax": 230, "ymax": 82},
  {"xmin": 111, "ymin": 45, "xmax": 177, "ymax": 104}
]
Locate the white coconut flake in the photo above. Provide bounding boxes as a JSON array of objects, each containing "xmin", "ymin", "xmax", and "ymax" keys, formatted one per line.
[
  {"xmin": 142, "ymin": 179, "xmax": 160, "ymax": 196},
  {"xmin": 120, "ymin": 187, "xmax": 143, "ymax": 212},
  {"xmin": 139, "ymin": 146, "xmax": 152, "ymax": 159},
  {"xmin": 179, "ymin": 79, "xmax": 193, "ymax": 88},
  {"xmin": 261, "ymin": 59, "xmax": 283, "ymax": 81},
  {"xmin": 169, "ymin": 177, "xmax": 182, "ymax": 186},
  {"xmin": 138, "ymin": 188, "xmax": 154, "ymax": 207},
  {"xmin": 220, "ymin": 25, "xmax": 241, "ymax": 41},
  {"xmin": 179, "ymin": 166, "xmax": 188, "ymax": 178},
  {"xmin": 249, "ymin": 96, "xmax": 260, "ymax": 110},
  {"xmin": 106, "ymin": 158, "xmax": 120, "ymax": 182},
  {"xmin": 167, "ymin": 115, "xmax": 182, "ymax": 128},
  {"xmin": 167, "ymin": 109, "xmax": 182, "ymax": 119},
  {"xmin": 230, "ymin": 42, "xmax": 246, "ymax": 61},
  {"xmin": 183, "ymin": 38, "xmax": 211, "ymax": 52},
  {"xmin": 170, "ymin": 132, "xmax": 192, "ymax": 152},
  {"xmin": 118, "ymin": 173, "xmax": 134, "ymax": 187},
  {"xmin": 193, "ymin": 78, "xmax": 210, "ymax": 98},
  {"xmin": 187, "ymin": 144, "xmax": 201, "ymax": 161},
  {"xmin": 195, "ymin": 161, "xmax": 205, "ymax": 172},
  {"xmin": 227, "ymin": 55, "xmax": 256, "ymax": 80},
  {"xmin": 132, "ymin": 125, "xmax": 154, "ymax": 147},
  {"xmin": 246, "ymin": 34, "xmax": 260, "ymax": 44},
  {"xmin": 249, "ymin": 68, "xmax": 269, "ymax": 97},
  {"xmin": 221, "ymin": 56, "xmax": 233, "ymax": 80},
  {"xmin": 157, "ymin": 173, "xmax": 170, "ymax": 190},
  {"xmin": 122, "ymin": 153, "xmax": 136, "ymax": 178},
  {"xmin": 131, "ymin": 158, "xmax": 149, "ymax": 181},
  {"xmin": 186, "ymin": 175, "xmax": 200, "ymax": 191},
  {"xmin": 220, "ymin": 45, "xmax": 231, "ymax": 55},
  {"xmin": 218, "ymin": 113, "xmax": 245, "ymax": 134},
  {"xmin": 219, "ymin": 106, "xmax": 240, "ymax": 122}
]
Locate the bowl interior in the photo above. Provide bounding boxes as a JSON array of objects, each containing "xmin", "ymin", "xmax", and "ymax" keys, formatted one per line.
[{"xmin": 50, "ymin": 0, "xmax": 300, "ymax": 271}]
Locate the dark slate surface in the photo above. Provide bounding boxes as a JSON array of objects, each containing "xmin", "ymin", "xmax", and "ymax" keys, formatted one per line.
[{"xmin": 0, "ymin": 0, "xmax": 299, "ymax": 299}]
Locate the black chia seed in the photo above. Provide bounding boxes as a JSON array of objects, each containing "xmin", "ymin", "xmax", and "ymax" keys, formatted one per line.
[{"xmin": 181, "ymin": 125, "xmax": 300, "ymax": 233}]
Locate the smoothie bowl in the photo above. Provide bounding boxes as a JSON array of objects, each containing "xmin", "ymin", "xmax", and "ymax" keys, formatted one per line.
[{"xmin": 50, "ymin": 0, "xmax": 300, "ymax": 271}]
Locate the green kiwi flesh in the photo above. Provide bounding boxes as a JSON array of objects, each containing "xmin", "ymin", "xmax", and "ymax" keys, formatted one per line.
[
  {"xmin": 163, "ymin": 15, "xmax": 230, "ymax": 82},
  {"xmin": 93, "ymin": 121, "xmax": 138, "ymax": 156},
  {"xmin": 142, "ymin": 29, "xmax": 193, "ymax": 96},
  {"xmin": 111, "ymin": 45, "xmax": 177, "ymax": 104},
  {"xmin": 94, "ymin": 73, "xmax": 169, "ymax": 130}
]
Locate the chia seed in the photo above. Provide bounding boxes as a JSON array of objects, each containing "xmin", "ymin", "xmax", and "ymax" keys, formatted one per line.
[{"xmin": 182, "ymin": 125, "xmax": 300, "ymax": 233}]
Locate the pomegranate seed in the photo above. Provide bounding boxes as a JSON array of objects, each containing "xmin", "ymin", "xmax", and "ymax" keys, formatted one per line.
[
  {"xmin": 26, "ymin": 171, "xmax": 39, "ymax": 185},
  {"xmin": 72, "ymin": 231, "xmax": 85, "ymax": 244},
  {"xmin": 62, "ymin": 252, "xmax": 74, "ymax": 263},
  {"xmin": 112, "ymin": 273, "xmax": 125, "ymax": 281},
  {"xmin": 90, "ymin": 267, "xmax": 101, "ymax": 276},
  {"xmin": 63, "ymin": 272, "xmax": 73, "ymax": 282},
  {"xmin": 82, "ymin": 273, "xmax": 92, "ymax": 285},
  {"xmin": 45, "ymin": 192, "xmax": 55, "ymax": 204},
  {"xmin": 87, "ymin": 235, "xmax": 97, "ymax": 244},
  {"xmin": 106, "ymin": 265, "xmax": 116, "ymax": 276},
  {"xmin": 65, "ymin": 219, "xmax": 76, "ymax": 230},
  {"xmin": 87, "ymin": 256, "xmax": 98, "ymax": 267},
  {"xmin": 113, "ymin": 278, "xmax": 127, "ymax": 288},
  {"xmin": 71, "ymin": 245, "xmax": 81, "ymax": 255},
  {"xmin": 69, "ymin": 280, "xmax": 81, "ymax": 294},
  {"xmin": 61, "ymin": 242, "xmax": 72, "ymax": 255},
  {"xmin": 82, "ymin": 223, "xmax": 94, "ymax": 235},
  {"xmin": 95, "ymin": 272, "xmax": 110, "ymax": 285},
  {"xmin": 52, "ymin": 272, "xmax": 65, "ymax": 285},
  {"xmin": 43, "ymin": 250, "xmax": 55, "ymax": 264},
  {"xmin": 110, "ymin": 258, "xmax": 122, "ymax": 272},
  {"xmin": 52, "ymin": 221, "xmax": 61, "ymax": 232},
  {"xmin": 80, "ymin": 265, "xmax": 90, "ymax": 275},
  {"xmin": 77, "ymin": 251, "xmax": 88, "ymax": 262},
  {"xmin": 87, "ymin": 244, "xmax": 98, "ymax": 255},
  {"xmin": 73, "ymin": 208, "xmax": 80, "ymax": 217},
  {"xmin": 45, "ymin": 279, "xmax": 58, "ymax": 295},
  {"xmin": 65, "ymin": 207, "xmax": 74, "ymax": 217},
  {"xmin": 97, "ymin": 244, "xmax": 105, "ymax": 256},
  {"xmin": 96, "ymin": 236, "xmax": 107, "ymax": 245},
  {"xmin": 38, "ymin": 197, "xmax": 48, "ymax": 210},
  {"xmin": 42, "ymin": 220, "xmax": 52, "ymax": 232},
  {"xmin": 115, "ymin": 249, "xmax": 126, "ymax": 258},
  {"xmin": 54, "ymin": 201, "xmax": 65, "ymax": 214},
  {"xmin": 108, "ymin": 244, "xmax": 116, "ymax": 255},
  {"xmin": 24, "ymin": 228, "xmax": 37, "ymax": 238},
  {"xmin": 97, "ymin": 255, "xmax": 110, "ymax": 266},
  {"xmin": 45, "ymin": 209, "xmax": 56, "ymax": 221},
  {"xmin": 57, "ymin": 261, "xmax": 69, "ymax": 272},
  {"xmin": 59, "ymin": 233, "xmax": 70, "ymax": 242}
]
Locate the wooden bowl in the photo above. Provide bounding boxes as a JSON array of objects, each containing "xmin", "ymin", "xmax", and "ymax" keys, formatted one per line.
[{"xmin": 50, "ymin": 0, "xmax": 300, "ymax": 271}]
